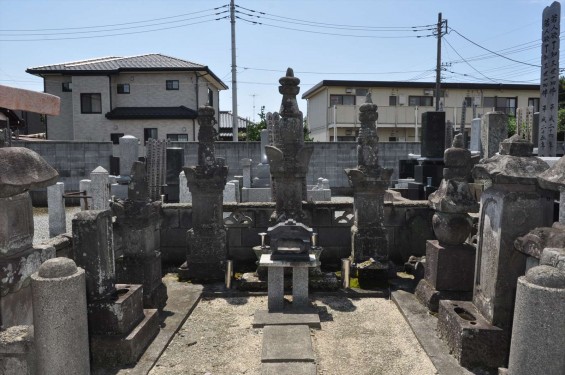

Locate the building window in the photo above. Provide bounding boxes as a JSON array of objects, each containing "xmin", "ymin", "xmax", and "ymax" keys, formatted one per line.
[
  {"xmin": 463, "ymin": 97, "xmax": 473, "ymax": 107},
  {"xmin": 483, "ymin": 97, "xmax": 495, "ymax": 108},
  {"xmin": 207, "ymin": 88, "xmax": 214, "ymax": 106},
  {"xmin": 408, "ymin": 96, "xmax": 433, "ymax": 106},
  {"xmin": 80, "ymin": 93, "xmax": 102, "ymax": 114},
  {"xmin": 484, "ymin": 97, "xmax": 517, "ymax": 115},
  {"xmin": 330, "ymin": 95, "xmax": 355, "ymax": 106},
  {"xmin": 167, "ymin": 133, "xmax": 188, "ymax": 142},
  {"xmin": 117, "ymin": 84, "xmax": 130, "ymax": 94},
  {"xmin": 62, "ymin": 82, "xmax": 72, "ymax": 92},
  {"xmin": 110, "ymin": 133, "xmax": 125, "ymax": 145},
  {"xmin": 144, "ymin": 128, "xmax": 158, "ymax": 144},
  {"xmin": 389, "ymin": 96, "xmax": 397, "ymax": 106},
  {"xmin": 166, "ymin": 80, "xmax": 179, "ymax": 90},
  {"xmin": 528, "ymin": 98, "xmax": 540, "ymax": 112},
  {"xmin": 356, "ymin": 88, "xmax": 368, "ymax": 97}
]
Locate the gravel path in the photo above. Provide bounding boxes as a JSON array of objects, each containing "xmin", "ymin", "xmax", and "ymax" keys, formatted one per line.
[
  {"xmin": 150, "ymin": 295, "xmax": 437, "ymax": 375},
  {"xmin": 33, "ymin": 206, "xmax": 80, "ymax": 244}
]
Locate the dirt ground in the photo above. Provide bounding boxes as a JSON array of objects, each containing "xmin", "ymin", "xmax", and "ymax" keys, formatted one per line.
[{"xmin": 150, "ymin": 294, "xmax": 437, "ymax": 375}]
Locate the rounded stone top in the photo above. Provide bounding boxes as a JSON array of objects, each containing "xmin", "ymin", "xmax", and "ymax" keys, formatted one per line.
[
  {"xmin": 121, "ymin": 135, "xmax": 137, "ymax": 139},
  {"xmin": 525, "ymin": 265, "xmax": 565, "ymax": 288},
  {"xmin": 38, "ymin": 258, "xmax": 78, "ymax": 278},
  {"xmin": 0, "ymin": 147, "xmax": 59, "ymax": 198}
]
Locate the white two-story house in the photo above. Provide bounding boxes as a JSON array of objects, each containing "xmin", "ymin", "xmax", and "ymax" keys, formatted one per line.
[
  {"xmin": 26, "ymin": 54, "xmax": 228, "ymax": 150},
  {"xmin": 302, "ymin": 80, "xmax": 540, "ymax": 142}
]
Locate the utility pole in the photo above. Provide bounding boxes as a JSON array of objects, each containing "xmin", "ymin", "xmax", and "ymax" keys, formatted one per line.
[
  {"xmin": 435, "ymin": 12, "xmax": 445, "ymax": 112},
  {"xmin": 230, "ymin": 0, "xmax": 238, "ymax": 141},
  {"xmin": 250, "ymin": 93, "xmax": 257, "ymax": 122}
]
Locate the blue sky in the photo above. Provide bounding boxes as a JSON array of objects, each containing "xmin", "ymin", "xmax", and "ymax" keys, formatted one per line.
[{"xmin": 0, "ymin": 0, "xmax": 559, "ymax": 121}]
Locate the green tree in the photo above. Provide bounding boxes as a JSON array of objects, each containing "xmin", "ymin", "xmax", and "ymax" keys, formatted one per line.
[
  {"xmin": 303, "ymin": 118, "xmax": 314, "ymax": 141},
  {"xmin": 239, "ymin": 106, "xmax": 266, "ymax": 141}
]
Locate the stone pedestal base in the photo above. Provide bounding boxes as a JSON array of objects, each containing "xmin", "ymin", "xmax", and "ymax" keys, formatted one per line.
[
  {"xmin": 116, "ymin": 252, "xmax": 167, "ymax": 309},
  {"xmin": 0, "ymin": 325, "xmax": 35, "ymax": 375},
  {"xmin": 415, "ymin": 279, "xmax": 473, "ymax": 312},
  {"xmin": 437, "ymin": 300, "xmax": 507, "ymax": 371},
  {"xmin": 88, "ymin": 284, "xmax": 144, "ymax": 335},
  {"xmin": 181, "ymin": 228, "xmax": 227, "ymax": 281},
  {"xmin": 259, "ymin": 254, "xmax": 320, "ymax": 312},
  {"xmin": 90, "ymin": 308, "xmax": 159, "ymax": 368},
  {"xmin": 415, "ymin": 241, "xmax": 475, "ymax": 312}
]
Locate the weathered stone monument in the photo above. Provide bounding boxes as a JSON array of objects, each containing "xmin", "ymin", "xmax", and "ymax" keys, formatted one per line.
[
  {"xmin": 265, "ymin": 68, "xmax": 313, "ymax": 223},
  {"xmin": 180, "ymin": 105, "xmax": 229, "ymax": 281},
  {"xmin": 480, "ymin": 111, "xmax": 508, "ymax": 159},
  {"xmin": 538, "ymin": 1, "xmax": 560, "ymax": 157},
  {"xmin": 113, "ymin": 161, "xmax": 168, "ymax": 309},
  {"xmin": 72, "ymin": 210, "xmax": 159, "ymax": 367},
  {"xmin": 146, "ymin": 138, "xmax": 167, "ymax": 201},
  {"xmin": 0, "ymin": 147, "xmax": 58, "ymax": 328},
  {"xmin": 345, "ymin": 93, "xmax": 393, "ymax": 279},
  {"xmin": 437, "ymin": 135, "xmax": 554, "ymax": 371},
  {"xmin": 415, "ymin": 134, "xmax": 479, "ymax": 311}
]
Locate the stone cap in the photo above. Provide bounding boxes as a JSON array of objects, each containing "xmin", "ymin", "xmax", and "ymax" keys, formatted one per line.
[
  {"xmin": 0, "ymin": 147, "xmax": 58, "ymax": 198},
  {"xmin": 525, "ymin": 265, "xmax": 565, "ymax": 288},
  {"xmin": 537, "ymin": 155, "xmax": 565, "ymax": 191},
  {"xmin": 38, "ymin": 257, "xmax": 78, "ymax": 278},
  {"xmin": 472, "ymin": 136, "xmax": 549, "ymax": 185}
]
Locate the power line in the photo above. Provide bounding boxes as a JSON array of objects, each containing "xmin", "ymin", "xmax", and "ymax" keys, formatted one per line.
[
  {"xmin": 0, "ymin": 11, "xmax": 229, "ymax": 37},
  {"xmin": 235, "ymin": 4, "xmax": 436, "ymax": 30},
  {"xmin": 0, "ymin": 5, "xmax": 229, "ymax": 32},
  {"xmin": 443, "ymin": 37, "xmax": 497, "ymax": 83},
  {"xmin": 449, "ymin": 28, "xmax": 542, "ymax": 68},
  {"xmin": 0, "ymin": 17, "xmax": 228, "ymax": 42},
  {"xmin": 236, "ymin": 16, "xmax": 434, "ymax": 39},
  {"xmin": 240, "ymin": 66, "xmax": 432, "ymax": 75}
]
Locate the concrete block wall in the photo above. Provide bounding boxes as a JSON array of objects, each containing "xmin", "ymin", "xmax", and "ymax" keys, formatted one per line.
[
  {"xmin": 14, "ymin": 140, "xmax": 112, "ymax": 205},
  {"xmin": 169, "ymin": 141, "xmax": 422, "ymax": 189}
]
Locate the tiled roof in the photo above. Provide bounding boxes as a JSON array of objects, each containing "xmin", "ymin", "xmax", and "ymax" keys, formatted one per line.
[
  {"xmin": 27, "ymin": 54, "xmax": 205, "ymax": 72},
  {"xmin": 26, "ymin": 53, "xmax": 228, "ymax": 89},
  {"xmin": 219, "ymin": 111, "xmax": 250, "ymax": 130},
  {"xmin": 105, "ymin": 106, "xmax": 197, "ymax": 120}
]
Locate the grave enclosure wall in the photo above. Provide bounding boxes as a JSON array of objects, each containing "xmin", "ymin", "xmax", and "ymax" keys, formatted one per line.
[{"xmin": 159, "ymin": 200, "xmax": 434, "ymax": 268}]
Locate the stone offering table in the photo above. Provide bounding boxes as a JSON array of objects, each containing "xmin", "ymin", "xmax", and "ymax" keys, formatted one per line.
[{"xmin": 259, "ymin": 253, "xmax": 320, "ymax": 312}]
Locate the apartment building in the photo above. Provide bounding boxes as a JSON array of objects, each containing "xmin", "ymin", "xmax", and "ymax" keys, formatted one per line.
[{"xmin": 302, "ymin": 80, "xmax": 540, "ymax": 142}]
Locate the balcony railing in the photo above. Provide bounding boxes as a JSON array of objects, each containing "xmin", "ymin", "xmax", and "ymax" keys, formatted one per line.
[{"xmin": 326, "ymin": 105, "xmax": 516, "ymax": 127}]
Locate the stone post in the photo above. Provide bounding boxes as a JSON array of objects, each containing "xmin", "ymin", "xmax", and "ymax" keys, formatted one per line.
[
  {"xmin": 260, "ymin": 129, "xmax": 269, "ymax": 164},
  {"xmin": 265, "ymin": 68, "xmax": 313, "ymax": 222},
  {"xmin": 47, "ymin": 181, "xmax": 66, "ymax": 237},
  {"xmin": 480, "ymin": 112, "xmax": 507, "ymax": 159},
  {"xmin": 506, "ymin": 248, "xmax": 565, "ymax": 375},
  {"xmin": 79, "ymin": 179, "xmax": 91, "ymax": 210},
  {"xmin": 470, "ymin": 118, "xmax": 481, "ymax": 152},
  {"xmin": 31, "ymin": 258, "xmax": 90, "ymax": 375},
  {"xmin": 90, "ymin": 166, "xmax": 110, "ymax": 210},
  {"xmin": 416, "ymin": 134, "xmax": 479, "ymax": 312},
  {"xmin": 118, "ymin": 135, "xmax": 139, "ymax": 182},
  {"xmin": 178, "ymin": 171, "xmax": 192, "ymax": 203},
  {"xmin": 146, "ymin": 139, "xmax": 167, "ymax": 201},
  {"xmin": 345, "ymin": 94, "xmax": 393, "ymax": 279},
  {"xmin": 240, "ymin": 158, "xmax": 252, "ymax": 188},
  {"xmin": 72, "ymin": 210, "xmax": 116, "ymax": 301},
  {"xmin": 181, "ymin": 105, "xmax": 229, "ymax": 281}
]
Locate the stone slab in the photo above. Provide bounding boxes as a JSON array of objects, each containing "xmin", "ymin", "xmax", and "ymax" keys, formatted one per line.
[
  {"xmin": 424, "ymin": 241, "xmax": 476, "ymax": 291},
  {"xmin": 253, "ymin": 309, "xmax": 321, "ymax": 329},
  {"xmin": 88, "ymin": 284, "xmax": 145, "ymax": 335},
  {"xmin": 261, "ymin": 325, "xmax": 315, "ymax": 363},
  {"xmin": 259, "ymin": 254, "xmax": 320, "ymax": 268},
  {"xmin": 415, "ymin": 278, "xmax": 473, "ymax": 313},
  {"xmin": 391, "ymin": 290, "xmax": 474, "ymax": 375},
  {"xmin": 261, "ymin": 362, "xmax": 316, "ymax": 375}
]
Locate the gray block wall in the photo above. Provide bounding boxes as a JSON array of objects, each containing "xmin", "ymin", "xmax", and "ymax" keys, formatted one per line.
[
  {"xmin": 169, "ymin": 141, "xmax": 421, "ymax": 189},
  {"xmin": 14, "ymin": 140, "xmax": 113, "ymax": 205}
]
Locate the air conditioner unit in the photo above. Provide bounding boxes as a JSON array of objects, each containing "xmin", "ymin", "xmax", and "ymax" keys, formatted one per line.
[
  {"xmin": 423, "ymin": 89, "xmax": 434, "ymax": 96},
  {"xmin": 345, "ymin": 88, "xmax": 353, "ymax": 94}
]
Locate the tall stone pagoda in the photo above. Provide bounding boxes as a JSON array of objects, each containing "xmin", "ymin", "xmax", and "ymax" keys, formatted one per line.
[
  {"xmin": 180, "ymin": 105, "xmax": 229, "ymax": 281},
  {"xmin": 345, "ymin": 93, "xmax": 393, "ymax": 278}
]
